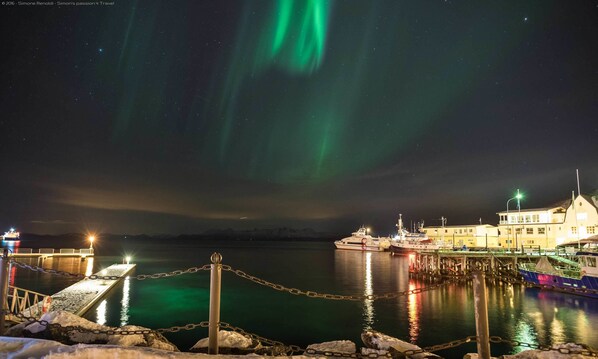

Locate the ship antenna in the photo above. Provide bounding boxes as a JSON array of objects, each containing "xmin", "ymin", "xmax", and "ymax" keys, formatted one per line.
[{"xmin": 576, "ymin": 169, "xmax": 581, "ymax": 196}]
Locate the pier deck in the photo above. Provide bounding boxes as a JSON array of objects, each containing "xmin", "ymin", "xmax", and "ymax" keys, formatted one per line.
[
  {"xmin": 23, "ymin": 263, "xmax": 135, "ymax": 317},
  {"xmin": 8, "ymin": 248, "xmax": 94, "ymax": 258}
]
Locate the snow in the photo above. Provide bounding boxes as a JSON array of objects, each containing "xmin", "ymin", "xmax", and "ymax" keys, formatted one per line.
[
  {"xmin": 306, "ymin": 340, "xmax": 356, "ymax": 354},
  {"xmin": 191, "ymin": 331, "xmax": 254, "ymax": 350}
]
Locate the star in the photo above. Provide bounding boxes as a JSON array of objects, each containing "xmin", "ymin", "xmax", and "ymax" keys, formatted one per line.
[
  {"xmin": 524, "ymin": 17, "xmax": 528, "ymax": 22},
  {"xmin": 98, "ymin": 48, "xmax": 104, "ymax": 53}
]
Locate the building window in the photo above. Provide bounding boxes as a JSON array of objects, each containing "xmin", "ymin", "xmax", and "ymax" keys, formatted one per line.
[
  {"xmin": 469, "ymin": 229, "xmax": 473, "ymax": 233},
  {"xmin": 588, "ymin": 226, "xmax": 595, "ymax": 234},
  {"xmin": 538, "ymin": 228, "xmax": 545, "ymax": 235},
  {"xmin": 516, "ymin": 228, "xmax": 522, "ymax": 234},
  {"xmin": 571, "ymin": 227, "xmax": 577, "ymax": 234},
  {"xmin": 533, "ymin": 214, "xmax": 539, "ymax": 223},
  {"xmin": 526, "ymin": 228, "xmax": 533, "ymax": 235}
]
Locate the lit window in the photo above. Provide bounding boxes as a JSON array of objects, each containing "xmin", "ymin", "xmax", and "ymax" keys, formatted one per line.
[
  {"xmin": 588, "ymin": 226, "xmax": 595, "ymax": 234},
  {"xmin": 571, "ymin": 227, "xmax": 577, "ymax": 234}
]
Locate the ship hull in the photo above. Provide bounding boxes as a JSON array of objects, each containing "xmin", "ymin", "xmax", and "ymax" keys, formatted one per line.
[
  {"xmin": 518, "ymin": 268, "xmax": 598, "ymax": 299},
  {"xmin": 334, "ymin": 242, "xmax": 386, "ymax": 252},
  {"xmin": 389, "ymin": 243, "xmax": 441, "ymax": 255}
]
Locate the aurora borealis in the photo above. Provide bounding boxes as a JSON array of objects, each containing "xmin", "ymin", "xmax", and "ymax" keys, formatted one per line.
[{"xmin": 1, "ymin": 1, "xmax": 597, "ymax": 235}]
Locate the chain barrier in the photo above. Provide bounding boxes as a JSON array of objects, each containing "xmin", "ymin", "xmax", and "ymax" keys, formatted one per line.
[
  {"xmin": 9, "ymin": 259, "xmax": 211, "ymax": 281},
  {"xmin": 7, "ymin": 312, "xmax": 596, "ymax": 358},
  {"xmin": 221, "ymin": 264, "xmax": 469, "ymax": 301},
  {"xmin": 11, "ymin": 257, "xmax": 598, "ymax": 298}
]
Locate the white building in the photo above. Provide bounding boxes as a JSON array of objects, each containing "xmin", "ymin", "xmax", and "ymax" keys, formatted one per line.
[
  {"xmin": 422, "ymin": 224, "xmax": 499, "ymax": 249},
  {"xmin": 496, "ymin": 194, "xmax": 598, "ymax": 250},
  {"xmin": 421, "ymin": 194, "xmax": 598, "ymax": 250}
]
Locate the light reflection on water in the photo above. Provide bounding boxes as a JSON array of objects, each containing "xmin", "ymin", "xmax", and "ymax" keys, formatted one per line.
[
  {"xmin": 363, "ymin": 252, "xmax": 374, "ymax": 329},
  {"xmin": 120, "ymin": 276, "xmax": 130, "ymax": 326},
  {"xmin": 96, "ymin": 300, "xmax": 107, "ymax": 326},
  {"xmin": 407, "ymin": 282, "xmax": 420, "ymax": 343}
]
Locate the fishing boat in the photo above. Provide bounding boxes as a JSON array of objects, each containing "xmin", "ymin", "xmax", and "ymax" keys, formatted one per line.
[
  {"xmin": 518, "ymin": 251, "xmax": 598, "ymax": 298},
  {"xmin": 389, "ymin": 215, "xmax": 447, "ymax": 255},
  {"xmin": 334, "ymin": 227, "xmax": 391, "ymax": 251},
  {"xmin": 2, "ymin": 228, "xmax": 20, "ymax": 241}
]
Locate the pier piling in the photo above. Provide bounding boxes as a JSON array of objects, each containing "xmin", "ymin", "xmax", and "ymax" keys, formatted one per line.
[
  {"xmin": 473, "ymin": 270, "xmax": 491, "ymax": 359},
  {"xmin": 0, "ymin": 249, "xmax": 9, "ymax": 335},
  {"xmin": 208, "ymin": 252, "xmax": 222, "ymax": 355}
]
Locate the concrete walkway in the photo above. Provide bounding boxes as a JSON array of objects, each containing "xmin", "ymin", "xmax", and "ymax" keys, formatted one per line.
[{"xmin": 23, "ymin": 263, "xmax": 136, "ymax": 317}]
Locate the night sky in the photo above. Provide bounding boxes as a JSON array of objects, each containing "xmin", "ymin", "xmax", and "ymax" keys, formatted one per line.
[{"xmin": 1, "ymin": 1, "xmax": 597, "ymax": 235}]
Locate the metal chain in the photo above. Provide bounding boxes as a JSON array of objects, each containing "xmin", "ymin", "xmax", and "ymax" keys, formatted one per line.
[
  {"xmin": 222, "ymin": 264, "xmax": 467, "ymax": 301},
  {"xmin": 8, "ymin": 311, "xmax": 210, "ymax": 335},
  {"xmin": 11, "ymin": 258, "xmax": 598, "ymax": 297},
  {"xmin": 488, "ymin": 336, "xmax": 598, "ymax": 357},
  {"xmin": 6, "ymin": 312, "xmax": 596, "ymax": 357},
  {"xmin": 10, "ymin": 259, "xmax": 211, "ymax": 281}
]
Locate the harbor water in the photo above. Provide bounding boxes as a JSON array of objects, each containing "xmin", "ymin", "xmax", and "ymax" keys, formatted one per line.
[{"xmin": 7, "ymin": 237, "xmax": 598, "ymax": 357}]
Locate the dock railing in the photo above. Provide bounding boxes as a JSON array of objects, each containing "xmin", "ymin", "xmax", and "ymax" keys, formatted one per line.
[
  {"xmin": 1, "ymin": 252, "xmax": 597, "ymax": 358},
  {"xmin": 7, "ymin": 285, "xmax": 49, "ymax": 321}
]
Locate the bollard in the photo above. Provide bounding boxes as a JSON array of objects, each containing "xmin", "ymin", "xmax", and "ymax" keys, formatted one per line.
[
  {"xmin": 473, "ymin": 270, "xmax": 491, "ymax": 359},
  {"xmin": 0, "ymin": 249, "xmax": 9, "ymax": 335},
  {"xmin": 208, "ymin": 252, "xmax": 222, "ymax": 355}
]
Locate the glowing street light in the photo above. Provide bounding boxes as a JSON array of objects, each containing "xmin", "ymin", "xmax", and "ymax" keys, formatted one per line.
[
  {"xmin": 506, "ymin": 189, "xmax": 523, "ymax": 252},
  {"xmin": 125, "ymin": 256, "xmax": 131, "ymax": 265},
  {"xmin": 88, "ymin": 235, "xmax": 95, "ymax": 250}
]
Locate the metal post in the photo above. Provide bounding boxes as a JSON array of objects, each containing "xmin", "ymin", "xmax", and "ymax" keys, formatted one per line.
[
  {"xmin": 208, "ymin": 252, "xmax": 222, "ymax": 355},
  {"xmin": 473, "ymin": 271, "xmax": 491, "ymax": 359},
  {"xmin": 0, "ymin": 249, "xmax": 10, "ymax": 335}
]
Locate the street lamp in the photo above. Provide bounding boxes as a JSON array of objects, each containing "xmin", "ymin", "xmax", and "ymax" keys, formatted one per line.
[
  {"xmin": 88, "ymin": 235, "xmax": 95, "ymax": 251},
  {"xmin": 506, "ymin": 189, "xmax": 523, "ymax": 252}
]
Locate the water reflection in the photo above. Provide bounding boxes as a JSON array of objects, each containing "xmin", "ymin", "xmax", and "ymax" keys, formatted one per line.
[
  {"xmin": 407, "ymin": 282, "xmax": 420, "ymax": 342},
  {"xmin": 334, "ymin": 250, "xmax": 407, "ymax": 332},
  {"xmin": 363, "ymin": 252, "xmax": 374, "ymax": 329},
  {"xmin": 96, "ymin": 300, "xmax": 107, "ymax": 325},
  {"xmin": 120, "ymin": 276, "xmax": 130, "ymax": 326},
  {"xmin": 85, "ymin": 258, "xmax": 94, "ymax": 277}
]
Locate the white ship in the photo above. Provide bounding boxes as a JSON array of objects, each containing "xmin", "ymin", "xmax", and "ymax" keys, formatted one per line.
[
  {"xmin": 389, "ymin": 215, "xmax": 447, "ymax": 255},
  {"xmin": 2, "ymin": 228, "xmax": 20, "ymax": 241},
  {"xmin": 334, "ymin": 227, "xmax": 391, "ymax": 251}
]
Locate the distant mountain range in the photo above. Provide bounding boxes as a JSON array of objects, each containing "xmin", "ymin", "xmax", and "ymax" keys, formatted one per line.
[{"xmin": 21, "ymin": 228, "xmax": 340, "ymax": 241}]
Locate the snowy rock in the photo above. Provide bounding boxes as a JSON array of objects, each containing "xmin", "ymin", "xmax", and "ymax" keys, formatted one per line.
[
  {"xmin": 361, "ymin": 330, "xmax": 441, "ymax": 359},
  {"xmin": 7, "ymin": 310, "xmax": 178, "ymax": 351},
  {"xmin": 190, "ymin": 330, "xmax": 262, "ymax": 354},
  {"xmin": 306, "ymin": 340, "xmax": 356, "ymax": 354},
  {"xmin": 361, "ymin": 347, "xmax": 389, "ymax": 356}
]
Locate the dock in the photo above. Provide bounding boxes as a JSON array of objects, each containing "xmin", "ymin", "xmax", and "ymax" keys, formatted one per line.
[
  {"xmin": 22, "ymin": 263, "xmax": 135, "ymax": 317},
  {"xmin": 408, "ymin": 250, "xmax": 547, "ymax": 281},
  {"xmin": 9, "ymin": 248, "xmax": 94, "ymax": 258}
]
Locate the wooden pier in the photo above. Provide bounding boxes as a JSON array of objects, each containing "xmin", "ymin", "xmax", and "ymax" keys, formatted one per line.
[{"xmin": 408, "ymin": 250, "xmax": 547, "ymax": 281}]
